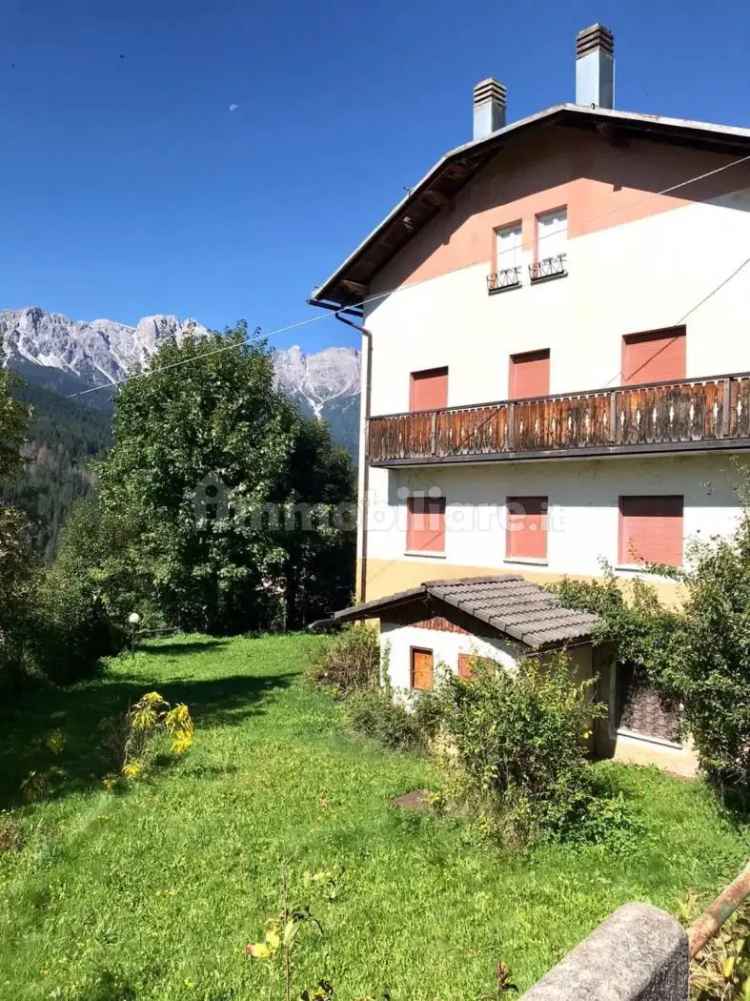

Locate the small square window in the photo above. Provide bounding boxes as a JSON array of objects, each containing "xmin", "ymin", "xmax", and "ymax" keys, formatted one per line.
[
  {"xmin": 619, "ymin": 495, "xmax": 683, "ymax": 567},
  {"xmin": 506, "ymin": 496, "xmax": 548, "ymax": 560},
  {"xmin": 407, "ymin": 496, "xmax": 446, "ymax": 553}
]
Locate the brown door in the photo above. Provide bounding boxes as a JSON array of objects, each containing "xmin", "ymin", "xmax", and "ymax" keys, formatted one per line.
[{"xmin": 411, "ymin": 648, "xmax": 434, "ymax": 691}]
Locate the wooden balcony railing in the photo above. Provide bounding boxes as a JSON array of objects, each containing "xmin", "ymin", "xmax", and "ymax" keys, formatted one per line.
[{"xmin": 367, "ymin": 373, "xmax": 750, "ymax": 466}]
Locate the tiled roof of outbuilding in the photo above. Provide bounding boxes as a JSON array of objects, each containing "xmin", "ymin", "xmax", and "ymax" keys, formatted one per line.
[{"xmin": 322, "ymin": 575, "xmax": 599, "ymax": 650}]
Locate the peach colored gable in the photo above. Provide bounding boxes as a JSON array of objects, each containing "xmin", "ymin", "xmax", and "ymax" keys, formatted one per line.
[{"xmin": 370, "ymin": 127, "xmax": 750, "ymax": 293}]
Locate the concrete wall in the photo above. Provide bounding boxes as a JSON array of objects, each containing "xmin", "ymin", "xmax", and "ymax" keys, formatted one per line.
[{"xmin": 520, "ymin": 903, "xmax": 688, "ymax": 1001}]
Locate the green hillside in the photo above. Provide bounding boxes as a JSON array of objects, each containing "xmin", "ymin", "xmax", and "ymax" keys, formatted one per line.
[{"xmin": 2, "ymin": 379, "xmax": 112, "ymax": 560}]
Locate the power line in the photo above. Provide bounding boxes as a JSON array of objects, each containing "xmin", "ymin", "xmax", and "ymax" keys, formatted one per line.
[{"xmin": 66, "ymin": 147, "xmax": 750, "ymax": 401}]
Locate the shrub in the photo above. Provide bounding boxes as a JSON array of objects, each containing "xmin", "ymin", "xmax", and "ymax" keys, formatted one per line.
[
  {"xmin": 344, "ymin": 686, "xmax": 424, "ymax": 751},
  {"xmin": 100, "ymin": 691, "xmax": 194, "ymax": 780},
  {"xmin": 308, "ymin": 625, "xmax": 380, "ymax": 696},
  {"xmin": 429, "ymin": 653, "xmax": 625, "ymax": 845},
  {"xmin": 687, "ymin": 896, "xmax": 750, "ymax": 1000},
  {"xmin": 659, "ymin": 509, "xmax": 750, "ymax": 794},
  {"xmin": 550, "ymin": 569, "xmax": 679, "ymax": 687},
  {"xmin": 553, "ymin": 498, "xmax": 750, "ymax": 796}
]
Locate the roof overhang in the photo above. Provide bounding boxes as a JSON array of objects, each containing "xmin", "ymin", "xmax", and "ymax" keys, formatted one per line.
[
  {"xmin": 310, "ymin": 575, "xmax": 600, "ymax": 650},
  {"xmin": 309, "ymin": 103, "xmax": 750, "ymax": 310}
]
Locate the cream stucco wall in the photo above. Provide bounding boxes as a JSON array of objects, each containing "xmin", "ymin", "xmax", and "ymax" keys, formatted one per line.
[
  {"xmin": 350, "ymin": 146, "xmax": 750, "ymax": 599},
  {"xmin": 362, "ymin": 452, "xmax": 747, "ymax": 599},
  {"xmin": 380, "ymin": 621, "xmax": 524, "ymax": 695},
  {"xmin": 363, "ymin": 189, "xmax": 750, "ymax": 416}
]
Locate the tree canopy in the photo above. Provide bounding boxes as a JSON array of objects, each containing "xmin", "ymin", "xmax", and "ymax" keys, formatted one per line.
[{"xmin": 87, "ymin": 323, "xmax": 355, "ymax": 632}]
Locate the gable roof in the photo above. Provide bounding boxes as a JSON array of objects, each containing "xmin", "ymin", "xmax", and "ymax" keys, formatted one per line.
[
  {"xmin": 322, "ymin": 574, "xmax": 599, "ymax": 650},
  {"xmin": 310, "ymin": 103, "xmax": 750, "ymax": 310}
]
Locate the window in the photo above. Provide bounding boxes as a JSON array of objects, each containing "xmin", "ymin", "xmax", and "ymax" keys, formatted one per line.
[
  {"xmin": 536, "ymin": 207, "xmax": 567, "ymax": 258},
  {"xmin": 411, "ymin": 647, "xmax": 434, "ymax": 691},
  {"xmin": 406, "ymin": 495, "xmax": 446, "ymax": 553},
  {"xmin": 509, "ymin": 349, "xmax": 550, "ymax": 399},
  {"xmin": 506, "ymin": 496, "xmax": 548, "ymax": 561},
  {"xmin": 496, "ymin": 222, "xmax": 522, "ymax": 269},
  {"xmin": 618, "ymin": 495, "xmax": 684, "ymax": 567},
  {"xmin": 622, "ymin": 327, "xmax": 686, "ymax": 385},
  {"xmin": 410, "ymin": 367, "xmax": 448, "ymax": 412},
  {"xmin": 489, "ymin": 223, "xmax": 523, "ymax": 291},
  {"xmin": 458, "ymin": 653, "xmax": 475, "ymax": 680},
  {"xmin": 531, "ymin": 207, "xmax": 567, "ymax": 281}
]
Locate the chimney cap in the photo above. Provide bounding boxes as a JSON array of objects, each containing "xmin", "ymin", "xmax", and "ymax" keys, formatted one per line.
[
  {"xmin": 473, "ymin": 77, "xmax": 507, "ymax": 106},
  {"xmin": 576, "ymin": 23, "xmax": 614, "ymax": 58}
]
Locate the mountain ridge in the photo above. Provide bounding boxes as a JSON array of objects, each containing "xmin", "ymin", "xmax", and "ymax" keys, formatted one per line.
[{"xmin": 0, "ymin": 307, "xmax": 361, "ymax": 452}]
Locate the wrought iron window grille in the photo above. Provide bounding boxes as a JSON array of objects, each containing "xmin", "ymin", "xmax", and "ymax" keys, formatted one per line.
[
  {"xmin": 487, "ymin": 266, "xmax": 522, "ymax": 293},
  {"xmin": 529, "ymin": 253, "xmax": 567, "ymax": 283}
]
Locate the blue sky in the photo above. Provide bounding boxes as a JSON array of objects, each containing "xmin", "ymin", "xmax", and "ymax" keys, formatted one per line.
[{"xmin": 3, "ymin": 0, "xmax": 750, "ymax": 352}]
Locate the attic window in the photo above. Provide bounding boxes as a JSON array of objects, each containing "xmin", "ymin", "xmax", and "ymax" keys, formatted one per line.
[{"xmin": 530, "ymin": 208, "xmax": 567, "ymax": 283}]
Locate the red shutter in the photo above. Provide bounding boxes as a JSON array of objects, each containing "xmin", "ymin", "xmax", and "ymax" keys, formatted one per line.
[
  {"xmin": 622, "ymin": 327, "xmax": 686, "ymax": 385},
  {"xmin": 619, "ymin": 496, "xmax": 683, "ymax": 567},
  {"xmin": 407, "ymin": 496, "xmax": 446, "ymax": 553},
  {"xmin": 506, "ymin": 496, "xmax": 548, "ymax": 560},
  {"xmin": 410, "ymin": 367, "xmax": 448, "ymax": 412},
  {"xmin": 458, "ymin": 653, "xmax": 475, "ymax": 680},
  {"xmin": 509, "ymin": 349, "xmax": 550, "ymax": 399},
  {"xmin": 411, "ymin": 648, "xmax": 434, "ymax": 690}
]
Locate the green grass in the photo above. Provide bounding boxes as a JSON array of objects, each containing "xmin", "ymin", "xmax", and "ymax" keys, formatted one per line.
[{"xmin": 0, "ymin": 634, "xmax": 747, "ymax": 1001}]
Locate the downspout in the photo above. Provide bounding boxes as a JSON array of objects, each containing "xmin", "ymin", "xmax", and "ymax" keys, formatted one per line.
[{"xmin": 334, "ymin": 308, "xmax": 372, "ymax": 603}]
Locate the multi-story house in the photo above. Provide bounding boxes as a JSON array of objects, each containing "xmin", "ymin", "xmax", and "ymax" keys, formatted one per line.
[{"xmin": 310, "ymin": 25, "xmax": 750, "ymax": 772}]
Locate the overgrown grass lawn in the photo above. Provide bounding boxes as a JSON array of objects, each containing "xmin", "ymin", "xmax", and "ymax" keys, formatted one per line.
[{"xmin": 1, "ymin": 634, "xmax": 747, "ymax": 1001}]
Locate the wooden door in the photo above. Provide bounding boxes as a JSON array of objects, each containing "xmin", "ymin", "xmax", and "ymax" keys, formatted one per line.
[{"xmin": 411, "ymin": 647, "xmax": 434, "ymax": 691}]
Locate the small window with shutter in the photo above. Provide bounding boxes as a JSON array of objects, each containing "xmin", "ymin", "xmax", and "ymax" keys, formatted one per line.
[
  {"xmin": 411, "ymin": 647, "xmax": 434, "ymax": 691},
  {"xmin": 410, "ymin": 367, "xmax": 448, "ymax": 412},
  {"xmin": 509, "ymin": 349, "xmax": 550, "ymax": 399},
  {"xmin": 406, "ymin": 496, "xmax": 446, "ymax": 553},
  {"xmin": 622, "ymin": 327, "xmax": 686, "ymax": 385},
  {"xmin": 458, "ymin": 653, "xmax": 475, "ymax": 680},
  {"xmin": 618, "ymin": 495, "xmax": 684, "ymax": 567},
  {"xmin": 506, "ymin": 496, "xmax": 548, "ymax": 561}
]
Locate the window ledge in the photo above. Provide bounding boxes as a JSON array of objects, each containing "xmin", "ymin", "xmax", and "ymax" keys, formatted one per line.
[
  {"xmin": 614, "ymin": 564, "xmax": 682, "ymax": 574},
  {"xmin": 488, "ymin": 282, "xmax": 522, "ymax": 296},
  {"xmin": 530, "ymin": 270, "xmax": 568, "ymax": 285},
  {"xmin": 404, "ymin": 550, "xmax": 447, "ymax": 559},
  {"xmin": 503, "ymin": 557, "xmax": 549, "ymax": 567}
]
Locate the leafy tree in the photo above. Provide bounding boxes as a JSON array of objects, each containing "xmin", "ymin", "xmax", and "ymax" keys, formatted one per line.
[
  {"xmin": 659, "ymin": 502, "xmax": 750, "ymax": 794},
  {"xmin": 271, "ymin": 416, "xmax": 355, "ymax": 629},
  {"xmin": 87, "ymin": 323, "xmax": 354, "ymax": 633}
]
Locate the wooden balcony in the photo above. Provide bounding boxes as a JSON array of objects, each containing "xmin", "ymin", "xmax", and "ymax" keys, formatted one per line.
[{"xmin": 367, "ymin": 373, "xmax": 750, "ymax": 467}]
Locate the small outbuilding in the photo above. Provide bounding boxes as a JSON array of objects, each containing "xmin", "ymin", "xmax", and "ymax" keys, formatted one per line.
[
  {"xmin": 322, "ymin": 574, "xmax": 699, "ymax": 776},
  {"xmin": 328, "ymin": 575, "xmax": 599, "ymax": 690}
]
